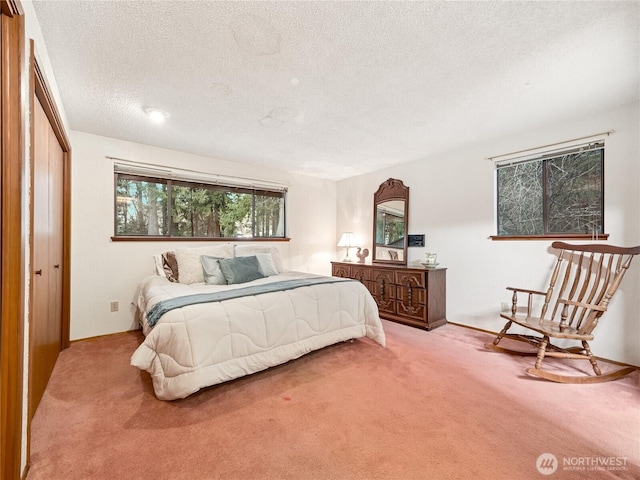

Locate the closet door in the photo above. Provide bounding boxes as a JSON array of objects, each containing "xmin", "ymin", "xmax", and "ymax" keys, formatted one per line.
[
  {"xmin": 30, "ymin": 97, "xmax": 63, "ymax": 418},
  {"xmin": 48, "ymin": 106, "xmax": 64, "ymax": 357}
]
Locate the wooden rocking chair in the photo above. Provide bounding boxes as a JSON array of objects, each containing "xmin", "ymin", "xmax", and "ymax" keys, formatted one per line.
[{"xmin": 486, "ymin": 241, "xmax": 640, "ymax": 384}]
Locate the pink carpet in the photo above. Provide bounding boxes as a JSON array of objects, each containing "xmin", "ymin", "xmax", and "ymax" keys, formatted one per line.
[{"xmin": 26, "ymin": 320, "xmax": 639, "ymax": 479}]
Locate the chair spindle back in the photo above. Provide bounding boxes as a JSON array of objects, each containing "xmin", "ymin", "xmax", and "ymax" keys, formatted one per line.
[{"xmin": 541, "ymin": 242, "xmax": 640, "ymax": 335}]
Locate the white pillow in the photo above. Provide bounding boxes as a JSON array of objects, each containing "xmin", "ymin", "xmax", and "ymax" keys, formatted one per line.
[
  {"xmin": 175, "ymin": 244, "xmax": 234, "ymax": 284},
  {"xmin": 200, "ymin": 255, "xmax": 226, "ymax": 285},
  {"xmin": 234, "ymin": 245, "xmax": 284, "ymax": 273},
  {"xmin": 254, "ymin": 253, "xmax": 279, "ymax": 277}
]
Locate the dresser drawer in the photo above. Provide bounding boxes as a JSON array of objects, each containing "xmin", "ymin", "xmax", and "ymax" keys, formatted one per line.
[
  {"xmin": 371, "ymin": 269, "xmax": 395, "ymax": 298},
  {"xmin": 396, "ymin": 301, "xmax": 426, "ymax": 322},
  {"xmin": 395, "ymin": 270, "xmax": 425, "ymax": 288},
  {"xmin": 396, "ymin": 284, "xmax": 426, "ymax": 306},
  {"xmin": 376, "ymin": 298, "xmax": 396, "ymax": 316},
  {"xmin": 350, "ymin": 265, "xmax": 371, "ymax": 282},
  {"xmin": 332, "ymin": 264, "xmax": 351, "ymax": 278},
  {"xmin": 370, "ymin": 269, "xmax": 396, "ymax": 314}
]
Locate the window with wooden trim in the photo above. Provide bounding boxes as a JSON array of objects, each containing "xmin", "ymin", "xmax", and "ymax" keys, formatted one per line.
[
  {"xmin": 114, "ymin": 168, "xmax": 286, "ymax": 239},
  {"xmin": 495, "ymin": 141, "xmax": 605, "ymax": 238}
]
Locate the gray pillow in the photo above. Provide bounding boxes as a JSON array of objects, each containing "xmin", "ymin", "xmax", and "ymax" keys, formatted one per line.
[
  {"xmin": 200, "ymin": 255, "xmax": 226, "ymax": 285},
  {"xmin": 219, "ymin": 256, "xmax": 265, "ymax": 285}
]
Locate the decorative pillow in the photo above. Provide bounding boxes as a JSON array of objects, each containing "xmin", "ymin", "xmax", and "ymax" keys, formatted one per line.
[
  {"xmin": 234, "ymin": 245, "xmax": 284, "ymax": 273},
  {"xmin": 254, "ymin": 252, "xmax": 279, "ymax": 277},
  {"xmin": 153, "ymin": 254, "xmax": 165, "ymax": 276},
  {"xmin": 162, "ymin": 251, "xmax": 179, "ymax": 282},
  {"xmin": 175, "ymin": 244, "xmax": 234, "ymax": 284},
  {"xmin": 200, "ymin": 255, "xmax": 226, "ymax": 285},
  {"xmin": 218, "ymin": 256, "xmax": 264, "ymax": 285}
]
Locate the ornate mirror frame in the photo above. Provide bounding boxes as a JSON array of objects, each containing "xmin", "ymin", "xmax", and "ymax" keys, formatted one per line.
[{"xmin": 372, "ymin": 178, "xmax": 409, "ymax": 265}]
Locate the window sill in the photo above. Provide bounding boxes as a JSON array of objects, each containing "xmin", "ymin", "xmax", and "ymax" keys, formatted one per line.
[
  {"xmin": 110, "ymin": 236, "xmax": 291, "ymax": 242},
  {"xmin": 490, "ymin": 234, "xmax": 609, "ymax": 241}
]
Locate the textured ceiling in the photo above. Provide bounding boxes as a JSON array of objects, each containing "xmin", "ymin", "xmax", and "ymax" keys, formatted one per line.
[{"xmin": 32, "ymin": 1, "xmax": 639, "ymax": 180}]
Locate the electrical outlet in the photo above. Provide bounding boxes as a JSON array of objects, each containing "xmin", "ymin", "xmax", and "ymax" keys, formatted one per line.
[{"xmin": 110, "ymin": 301, "xmax": 119, "ymax": 312}]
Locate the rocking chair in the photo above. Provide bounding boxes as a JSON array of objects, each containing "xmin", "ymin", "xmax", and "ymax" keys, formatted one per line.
[{"xmin": 486, "ymin": 241, "xmax": 640, "ymax": 384}]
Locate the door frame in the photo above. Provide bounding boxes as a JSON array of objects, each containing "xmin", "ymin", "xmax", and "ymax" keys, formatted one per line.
[{"xmin": 1, "ymin": 2, "xmax": 26, "ymax": 479}]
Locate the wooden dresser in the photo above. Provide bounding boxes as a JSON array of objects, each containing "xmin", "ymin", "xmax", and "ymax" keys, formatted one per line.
[{"xmin": 331, "ymin": 262, "xmax": 447, "ymax": 330}]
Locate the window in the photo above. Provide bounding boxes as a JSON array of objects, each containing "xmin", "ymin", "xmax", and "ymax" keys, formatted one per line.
[
  {"xmin": 114, "ymin": 167, "xmax": 286, "ymax": 239},
  {"xmin": 495, "ymin": 141, "xmax": 604, "ymax": 238}
]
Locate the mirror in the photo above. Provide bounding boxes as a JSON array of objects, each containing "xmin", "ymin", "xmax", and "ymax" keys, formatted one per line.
[{"xmin": 372, "ymin": 178, "xmax": 409, "ymax": 265}]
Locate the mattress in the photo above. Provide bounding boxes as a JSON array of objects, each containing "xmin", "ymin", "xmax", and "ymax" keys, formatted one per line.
[{"xmin": 131, "ymin": 271, "xmax": 385, "ymax": 400}]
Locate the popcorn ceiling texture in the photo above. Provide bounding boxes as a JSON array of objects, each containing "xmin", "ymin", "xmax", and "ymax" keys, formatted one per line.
[{"xmin": 32, "ymin": 1, "xmax": 639, "ymax": 180}]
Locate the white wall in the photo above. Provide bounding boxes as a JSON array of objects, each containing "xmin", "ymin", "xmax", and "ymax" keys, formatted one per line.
[
  {"xmin": 69, "ymin": 132, "xmax": 336, "ymax": 340},
  {"xmin": 337, "ymin": 101, "xmax": 640, "ymax": 366}
]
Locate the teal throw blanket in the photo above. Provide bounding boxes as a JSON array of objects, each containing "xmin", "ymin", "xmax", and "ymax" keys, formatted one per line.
[{"xmin": 147, "ymin": 276, "xmax": 355, "ymax": 328}]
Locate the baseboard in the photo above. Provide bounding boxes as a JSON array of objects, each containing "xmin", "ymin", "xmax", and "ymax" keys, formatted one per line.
[{"xmin": 69, "ymin": 328, "xmax": 141, "ymax": 345}]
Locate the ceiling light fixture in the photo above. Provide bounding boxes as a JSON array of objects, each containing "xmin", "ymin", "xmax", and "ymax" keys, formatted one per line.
[{"xmin": 144, "ymin": 107, "xmax": 170, "ymax": 123}]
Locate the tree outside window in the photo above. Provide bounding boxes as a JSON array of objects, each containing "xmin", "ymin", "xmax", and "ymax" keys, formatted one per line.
[
  {"xmin": 115, "ymin": 173, "xmax": 286, "ymax": 239},
  {"xmin": 496, "ymin": 144, "xmax": 604, "ymax": 237}
]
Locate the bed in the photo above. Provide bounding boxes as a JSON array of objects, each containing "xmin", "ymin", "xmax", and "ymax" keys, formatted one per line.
[{"xmin": 130, "ymin": 245, "xmax": 385, "ymax": 400}]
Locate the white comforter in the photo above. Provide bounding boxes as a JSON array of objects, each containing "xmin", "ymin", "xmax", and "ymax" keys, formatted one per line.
[{"xmin": 131, "ymin": 271, "xmax": 385, "ymax": 400}]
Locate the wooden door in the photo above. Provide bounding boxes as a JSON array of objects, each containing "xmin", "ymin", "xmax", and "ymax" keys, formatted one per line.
[
  {"xmin": 48, "ymin": 106, "xmax": 64, "ymax": 361},
  {"xmin": 30, "ymin": 97, "xmax": 63, "ymax": 418}
]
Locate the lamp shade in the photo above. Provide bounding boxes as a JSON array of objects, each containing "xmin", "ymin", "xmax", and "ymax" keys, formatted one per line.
[{"xmin": 337, "ymin": 232, "xmax": 357, "ymax": 247}]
